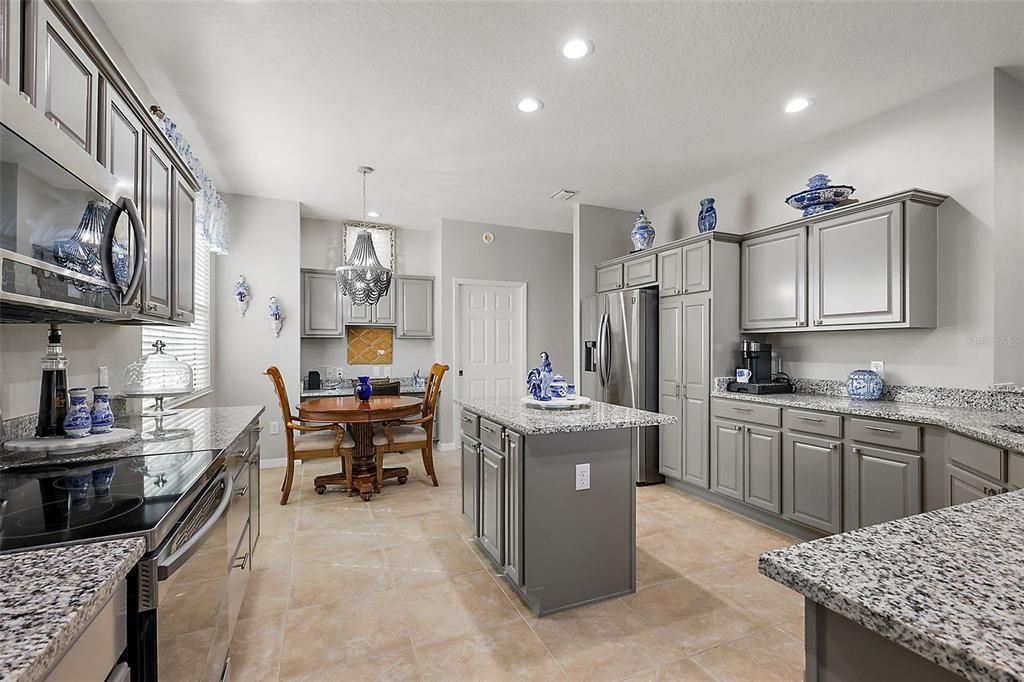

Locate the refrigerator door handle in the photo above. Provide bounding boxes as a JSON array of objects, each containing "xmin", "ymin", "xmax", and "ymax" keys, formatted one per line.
[
  {"xmin": 599, "ymin": 313, "xmax": 612, "ymax": 387},
  {"xmin": 597, "ymin": 313, "xmax": 607, "ymax": 387}
]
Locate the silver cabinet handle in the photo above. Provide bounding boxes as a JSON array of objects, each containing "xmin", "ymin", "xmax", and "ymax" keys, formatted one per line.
[
  {"xmin": 732, "ymin": 406, "xmax": 753, "ymax": 413},
  {"xmin": 232, "ymin": 552, "xmax": 250, "ymax": 570},
  {"xmin": 814, "ymin": 320, "xmax": 823, "ymax": 326},
  {"xmin": 984, "ymin": 487, "xmax": 1005, "ymax": 496},
  {"xmin": 797, "ymin": 415, "xmax": 823, "ymax": 422},
  {"xmin": 864, "ymin": 425, "xmax": 896, "ymax": 434},
  {"xmin": 851, "ymin": 447, "xmax": 861, "ymax": 454},
  {"xmin": 480, "ymin": 424, "xmax": 497, "ymax": 435},
  {"xmin": 830, "ymin": 442, "xmax": 840, "ymax": 450},
  {"xmin": 234, "ymin": 483, "xmax": 250, "ymax": 497}
]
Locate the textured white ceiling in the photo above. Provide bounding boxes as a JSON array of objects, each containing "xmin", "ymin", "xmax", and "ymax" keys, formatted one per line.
[{"xmin": 93, "ymin": 1, "xmax": 1024, "ymax": 232}]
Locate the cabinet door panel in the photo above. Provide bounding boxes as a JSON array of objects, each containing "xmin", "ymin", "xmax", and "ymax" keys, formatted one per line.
[
  {"xmin": 344, "ymin": 298, "xmax": 372, "ymax": 325},
  {"xmin": 172, "ymin": 176, "xmax": 195, "ymax": 323},
  {"xmin": 397, "ymin": 277, "xmax": 434, "ymax": 337},
  {"xmin": 478, "ymin": 445, "xmax": 505, "ymax": 566},
  {"xmin": 744, "ymin": 426, "xmax": 781, "ymax": 513},
  {"xmin": 596, "ymin": 264, "xmax": 623, "ymax": 292},
  {"xmin": 142, "ymin": 139, "xmax": 172, "ymax": 317},
  {"xmin": 711, "ymin": 419, "xmax": 743, "ymax": 500},
  {"xmin": 783, "ymin": 433, "xmax": 842, "ymax": 534},
  {"xmin": 374, "ymin": 287, "xmax": 396, "ymax": 325},
  {"xmin": 624, "ymin": 254, "xmax": 657, "ymax": 287},
  {"xmin": 741, "ymin": 226, "xmax": 807, "ymax": 331},
  {"xmin": 681, "ymin": 294, "xmax": 711, "ymax": 487},
  {"xmin": 461, "ymin": 437, "xmax": 479, "ymax": 530},
  {"xmin": 103, "ymin": 87, "xmax": 143, "ymax": 206},
  {"xmin": 504, "ymin": 431, "xmax": 524, "ymax": 586},
  {"xmin": 658, "ymin": 248, "xmax": 683, "ymax": 296},
  {"xmin": 844, "ymin": 445, "xmax": 920, "ymax": 530},
  {"xmin": 810, "ymin": 204, "xmax": 903, "ymax": 327},
  {"xmin": 945, "ymin": 464, "xmax": 1004, "ymax": 507},
  {"xmin": 682, "ymin": 241, "xmax": 710, "ymax": 294},
  {"xmin": 658, "ymin": 299, "xmax": 683, "ymax": 478},
  {"xmin": 301, "ymin": 271, "xmax": 344, "ymax": 337}
]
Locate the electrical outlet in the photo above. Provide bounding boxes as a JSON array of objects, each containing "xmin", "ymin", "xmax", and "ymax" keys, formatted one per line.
[
  {"xmin": 870, "ymin": 361, "xmax": 885, "ymax": 379},
  {"xmin": 575, "ymin": 463, "xmax": 591, "ymax": 491},
  {"xmin": 992, "ymin": 382, "xmax": 1017, "ymax": 391},
  {"xmin": 270, "ymin": 421, "xmax": 280, "ymax": 435}
]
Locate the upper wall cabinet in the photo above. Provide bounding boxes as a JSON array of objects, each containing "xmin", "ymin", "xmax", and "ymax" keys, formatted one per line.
[
  {"xmin": 345, "ymin": 287, "xmax": 395, "ymax": 327},
  {"xmin": 27, "ymin": 1, "xmax": 100, "ymax": 154},
  {"xmin": 142, "ymin": 137, "xmax": 173, "ymax": 318},
  {"xmin": 624, "ymin": 254, "xmax": 657, "ymax": 288},
  {"xmin": 1, "ymin": 0, "xmax": 21, "ymax": 86},
  {"xmin": 596, "ymin": 263, "xmax": 624, "ymax": 292},
  {"xmin": 303, "ymin": 275, "xmax": 434, "ymax": 338},
  {"xmin": 172, "ymin": 174, "xmax": 196, "ymax": 323},
  {"xmin": 741, "ymin": 226, "xmax": 808, "ymax": 331},
  {"xmin": 396, "ymin": 276, "xmax": 434, "ymax": 338},
  {"xmin": 301, "ymin": 270, "xmax": 345, "ymax": 337},
  {"xmin": 101, "ymin": 84, "xmax": 144, "ymax": 207}
]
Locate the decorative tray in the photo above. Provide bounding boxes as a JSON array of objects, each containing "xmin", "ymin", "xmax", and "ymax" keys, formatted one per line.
[
  {"xmin": 3, "ymin": 428, "xmax": 137, "ymax": 453},
  {"xmin": 520, "ymin": 396, "xmax": 592, "ymax": 410}
]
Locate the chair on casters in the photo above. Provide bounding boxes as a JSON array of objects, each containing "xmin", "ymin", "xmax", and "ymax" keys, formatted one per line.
[
  {"xmin": 373, "ymin": 363, "xmax": 448, "ymax": 487},
  {"xmin": 264, "ymin": 366, "xmax": 356, "ymax": 504}
]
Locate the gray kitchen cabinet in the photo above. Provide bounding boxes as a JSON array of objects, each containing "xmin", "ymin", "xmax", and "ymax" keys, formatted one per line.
[
  {"xmin": 27, "ymin": 0, "xmax": 100, "ymax": 154},
  {"xmin": 945, "ymin": 464, "xmax": 1006, "ymax": 507},
  {"xmin": 681, "ymin": 240, "xmax": 711, "ymax": 294},
  {"xmin": 596, "ymin": 263, "xmax": 624, "ymax": 292},
  {"xmin": 344, "ymin": 287, "xmax": 395, "ymax": 326},
  {"xmin": 478, "ymin": 443, "xmax": 505, "ymax": 566},
  {"xmin": 504, "ymin": 429, "xmax": 524, "ymax": 587},
  {"xmin": 141, "ymin": 136, "xmax": 172, "ymax": 318},
  {"xmin": 396, "ymin": 276, "xmax": 434, "ymax": 338},
  {"xmin": 461, "ymin": 435, "xmax": 479, "ymax": 530},
  {"xmin": 844, "ymin": 445, "xmax": 921, "ymax": 530},
  {"xmin": 658, "ymin": 297, "xmax": 683, "ymax": 479},
  {"xmin": 809, "ymin": 203, "xmax": 903, "ymax": 328},
  {"xmin": 624, "ymin": 254, "xmax": 657, "ymax": 288},
  {"xmin": 172, "ymin": 174, "xmax": 195, "ymax": 323},
  {"xmin": 658, "ymin": 248, "xmax": 683, "ymax": 296},
  {"xmin": 301, "ymin": 269, "xmax": 345, "ymax": 337},
  {"xmin": 711, "ymin": 418, "xmax": 744, "ymax": 500},
  {"xmin": 741, "ymin": 226, "xmax": 808, "ymax": 331},
  {"xmin": 101, "ymin": 85, "xmax": 143, "ymax": 207},
  {"xmin": 783, "ymin": 432, "xmax": 842, "ymax": 534},
  {"xmin": 0, "ymin": 0, "xmax": 19, "ymax": 86},
  {"xmin": 681, "ymin": 293, "xmax": 711, "ymax": 487},
  {"xmin": 744, "ymin": 425, "xmax": 782, "ymax": 513}
]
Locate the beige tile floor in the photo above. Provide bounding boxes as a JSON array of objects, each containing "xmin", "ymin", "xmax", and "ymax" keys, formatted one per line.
[{"xmin": 237, "ymin": 450, "xmax": 805, "ymax": 681}]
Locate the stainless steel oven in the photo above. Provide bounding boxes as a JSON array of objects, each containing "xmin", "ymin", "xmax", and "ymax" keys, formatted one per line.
[{"xmin": 0, "ymin": 84, "xmax": 145, "ymax": 323}]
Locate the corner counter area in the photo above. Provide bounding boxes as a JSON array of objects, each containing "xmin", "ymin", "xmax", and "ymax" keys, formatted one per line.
[
  {"xmin": 759, "ymin": 491, "xmax": 1024, "ymax": 681},
  {"xmin": 454, "ymin": 397, "xmax": 674, "ymax": 616}
]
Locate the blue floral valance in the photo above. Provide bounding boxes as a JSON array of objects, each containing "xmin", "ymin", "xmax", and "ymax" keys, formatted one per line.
[{"xmin": 150, "ymin": 107, "xmax": 230, "ymax": 255}]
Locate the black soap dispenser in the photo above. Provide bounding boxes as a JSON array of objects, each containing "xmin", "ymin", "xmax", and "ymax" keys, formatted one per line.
[{"xmin": 35, "ymin": 323, "xmax": 69, "ymax": 437}]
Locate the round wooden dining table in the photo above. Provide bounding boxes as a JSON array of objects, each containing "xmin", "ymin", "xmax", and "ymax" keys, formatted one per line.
[{"xmin": 297, "ymin": 395, "xmax": 423, "ymax": 501}]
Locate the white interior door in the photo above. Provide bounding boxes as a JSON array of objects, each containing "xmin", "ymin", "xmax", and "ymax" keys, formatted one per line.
[{"xmin": 457, "ymin": 281, "xmax": 525, "ymax": 406}]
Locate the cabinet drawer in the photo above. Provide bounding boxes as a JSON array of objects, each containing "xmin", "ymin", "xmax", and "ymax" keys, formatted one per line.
[
  {"xmin": 479, "ymin": 418, "xmax": 504, "ymax": 452},
  {"xmin": 712, "ymin": 399, "xmax": 781, "ymax": 427},
  {"xmin": 847, "ymin": 418, "xmax": 921, "ymax": 452},
  {"xmin": 1009, "ymin": 453, "xmax": 1024, "ymax": 489},
  {"xmin": 460, "ymin": 409, "xmax": 479, "ymax": 438},
  {"xmin": 228, "ymin": 462, "xmax": 251, "ymax": 549},
  {"xmin": 947, "ymin": 432, "xmax": 1005, "ymax": 482},
  {"xmin": 624, "ymin": 254, "xmax": 657, "ymax": 287},
  {"xmin": 784, "ymin": 409, "xmax": 842, "ymax": 438}
]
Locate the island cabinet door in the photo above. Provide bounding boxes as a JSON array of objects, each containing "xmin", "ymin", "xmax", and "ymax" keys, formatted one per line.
[
  {"xmin": 478, "ymin": 444, "xmax": 505, "ymax": 566},
  {"xmin": 744, "ymin": 426, "xmax": 782, "ymax": 513},
  {"xmin": 710, "ymin": 419, "xmax": 744, "ymax": 500},
  {"xmin": 783, "ymin": 433, "xmax": 842, "ymax": 534},
  {"xmin": 504, "ymin": 430, "xmax": 524, "ymax": 587},
  {"xmin": 844, "ymin": 445, "xmax": 921, "ymax": 531},
  {"xmin": 461, "ymin": 436, "xmax": 479, "ymax": 531}
]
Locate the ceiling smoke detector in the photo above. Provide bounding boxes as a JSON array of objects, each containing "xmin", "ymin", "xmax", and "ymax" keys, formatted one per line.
[{"xmin": 550, "ymin": 189, "xmax": 578, "ymax": 201}]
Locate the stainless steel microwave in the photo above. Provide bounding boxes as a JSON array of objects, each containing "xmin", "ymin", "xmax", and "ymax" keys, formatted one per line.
[{"xmin": 0, "ymin": 83, "xmax": 145, "ymax": 323}]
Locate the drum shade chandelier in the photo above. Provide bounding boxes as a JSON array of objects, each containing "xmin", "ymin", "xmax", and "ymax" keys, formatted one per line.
[{"xmin": 336, "ymin": 166, "xmax": 392, "ymax": 305}]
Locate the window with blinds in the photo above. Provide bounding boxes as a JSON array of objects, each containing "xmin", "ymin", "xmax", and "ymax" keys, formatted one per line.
[{"xmin": 142, "ymin": 238, "xmax": 213, "ymax": 400}]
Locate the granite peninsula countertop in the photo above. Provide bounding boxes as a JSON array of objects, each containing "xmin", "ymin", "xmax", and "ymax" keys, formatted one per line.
[
  {"xmin": 454, "ymin": 397, "xmax": 675, "ymax": 435},
  {"xmin": 759, "ymin": 490, "xmax": 1024, "ymax": 682},
  {"xmin": 1, "ymin": 405, "xmax": 264, "ymax": 470},
  {"xmin": 711, "ymin": 389, "xmax": 1024, "ymax": 453},
  {"xmin": 0, "ymin": 538, "xmax": 145, "ymax": 682}
]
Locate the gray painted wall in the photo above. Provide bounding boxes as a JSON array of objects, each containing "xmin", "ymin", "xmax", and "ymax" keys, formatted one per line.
[{"xmin": 439, "ymin": 219, "xmax": 573, "ymax": 444}]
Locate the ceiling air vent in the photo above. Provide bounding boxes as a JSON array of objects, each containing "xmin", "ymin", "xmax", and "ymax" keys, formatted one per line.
[{"xmin": 550, "ymin": 189, "xmax": 578, "ymax": 201}]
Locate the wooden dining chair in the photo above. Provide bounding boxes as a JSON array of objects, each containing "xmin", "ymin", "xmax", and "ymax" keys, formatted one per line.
[
  {"xmin": 372, "ymin": 363, "xmax": 448, "ymax": 487},
  {"xmin": 264, "ymin": 366, "xmax": 355, "ymax": 504}
]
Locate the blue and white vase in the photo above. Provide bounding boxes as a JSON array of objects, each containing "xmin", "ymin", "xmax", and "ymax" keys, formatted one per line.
[
  {"xmin": 549, "ymin": 375, "xmax": 568, "ymax": 398},
  {"xmin": 355, "ymin": 376, "xmax": 373, "ymax": 402},
  {"xmin": 698, "ymin": 198, "xmax": 717, "ymax": 233},
  {"xmin": 63, "ymin": 388, "xmax": 93, "ymax": 438},
  {"xmin": 234, "ymin": 275, "xmax": 251, "ymax": 317},
  {"xmin": 631, "ymin": 210, "xmax": 655, "ymax": 251},
  {"xmin": 90, "ymin": 386, "xmax": 114, "ymax": 434},
  {"xmin": 267, "ymin": 296, "xmax": 285, "ymax": 337},
  {"xmin": 847, "ymin": 369, "xmax": 883, "ymax": 401}
]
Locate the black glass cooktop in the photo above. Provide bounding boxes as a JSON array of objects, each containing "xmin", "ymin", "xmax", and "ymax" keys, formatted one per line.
[{"xmin": 0, "ymin": 450, "xmax": 223, "ymax": 553}]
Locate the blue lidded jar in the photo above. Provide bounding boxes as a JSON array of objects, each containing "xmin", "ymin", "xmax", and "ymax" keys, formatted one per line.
[{"xmin": 847, "ymin": 369, "xmax": 883, "ymax": 401}]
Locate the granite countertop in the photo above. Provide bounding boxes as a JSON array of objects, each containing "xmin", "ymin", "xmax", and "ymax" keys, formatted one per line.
[
  {"xmin": 711, "ymin": 389, "xmax": 1024, "ymax": 453},
  {"xmin": 759, "ymin": 490, "xmax": 1024, "ymax": 681},
  {"xmin": 0, "ymin": 538, "xmax": 145, "ymax": 682},
  {"xmin": 1, "ymin": 405, "xmax": 264, "ymax": 470},
  {"xmin": 454, "ymin": 397, "xmax": 675, "ymax": 435}
]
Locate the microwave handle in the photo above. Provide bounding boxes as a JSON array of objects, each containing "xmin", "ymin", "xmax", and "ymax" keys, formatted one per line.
[
  {"xmin": 101, "ymin": 197, "xmax": 147, "ymax": 306},
  {"xmin": 156, "ymin": 471, "xmax": 232, "ymax": 580}
]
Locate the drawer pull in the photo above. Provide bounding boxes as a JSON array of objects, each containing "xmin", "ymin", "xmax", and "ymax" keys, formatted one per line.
[
  {"xmin": 797, "ymin": 415, "xmax": 823, "ymax": 423},
  {"xmin": 864, "ymin": 425, "xmax": 896, "ymax": 434},
  {"xmin": 232, "ymin": 552, "xmax": 250, "ymax": 570},
  {"xmin": 732, "ymin": 407, "xmax": 753, "ymax": 413},
  {"xmin": 480, "ymin": 424, "xmax": 497, "ymax": 434},
  {"xmin": 234, "ymin": 484, "xmax": 250, "ymax": 497},
  {"xmin": 461, "ymin": 415, "xmax": 474, "ymax": 423}
]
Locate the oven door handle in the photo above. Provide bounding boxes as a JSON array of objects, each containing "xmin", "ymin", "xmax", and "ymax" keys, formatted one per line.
[{"xmin": 157, "ymin": 471, "xmax": 232, "ymax": 580}]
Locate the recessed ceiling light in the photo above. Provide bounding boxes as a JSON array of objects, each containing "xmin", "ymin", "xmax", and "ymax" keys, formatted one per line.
[
  {"xmin": 562, "ymin": 39, "xmax": 592, "ymax": 60},
  {"xmin": 367, "ymin": 211, "xmax": 381, "ymax": 218},
  {"xmin": 785, "ymin": 97, "xmax": 812, "ymax": 113},
  {"xmin": 517, "ymin": 97, "xmax": 543, "ymax": 113}
]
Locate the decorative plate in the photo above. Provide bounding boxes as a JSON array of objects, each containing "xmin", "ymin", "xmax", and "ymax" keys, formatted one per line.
[
  {"xmin": 520, "ymin": 395, "xmax": 592, "ymax": 410},
  {"xmin": 3, "ymin": 428, "xmax": 137, "ymax": 453},
  {"xmin": 785, "ymin": 174, "xmax": 856, "ymax": 216}
]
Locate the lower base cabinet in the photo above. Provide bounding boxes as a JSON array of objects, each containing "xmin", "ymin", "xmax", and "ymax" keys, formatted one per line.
[
  {"xmin": 504, "ymin": 430, "xmax": 524, "ymax": 587},
  {"xmin": 844, "ymin": 445, "xmax": 921, "ymax": 530},
  {"xmin": 478, "ymin": 444, "xmax": 505, "ymax": 566},
  {"xmin": 711, "ymin": 419, "xmax": 744, "ymax": 500},
  {"xmin": 461, "ymin": 435, "xmax": 479, "ymax": 529},
  {"xmin": 945, "ymin": 463, "xmax": 1006, "ymax": 506},
  {"xmin": 744, "ymin": 426, "xmax": 782, "ymax": 514},
  {"xmin": 783, "ymin": 433, "xmax": 843, "ymax": 534}
]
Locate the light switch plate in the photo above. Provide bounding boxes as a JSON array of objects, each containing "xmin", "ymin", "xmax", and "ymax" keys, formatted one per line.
[
  {"xmin": 575, "ymin": 463, "xmax": 591, "ymax": 491},
  {"xmin": 870, "ymin": 361, "xmax": 884, "ymax": 379}
]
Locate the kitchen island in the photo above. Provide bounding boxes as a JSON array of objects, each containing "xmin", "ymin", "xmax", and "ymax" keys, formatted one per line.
[
  {"xmin": 455, "ymin": 397, "xmax": 674, "ymax": 616},
  {"xmin": 759, "ymin": 490, "xmax": 1024, "ymax": 681}
]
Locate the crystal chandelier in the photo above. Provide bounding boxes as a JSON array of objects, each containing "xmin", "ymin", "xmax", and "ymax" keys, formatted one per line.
[{"xmin": 336, "ymin": 166, "xmax": 392, "ymax": 305}]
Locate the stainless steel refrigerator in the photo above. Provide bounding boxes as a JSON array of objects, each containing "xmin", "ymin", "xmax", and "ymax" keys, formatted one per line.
[{"xmin": 582, "ymin": 288, "xmax": 662, "ymax": 484}]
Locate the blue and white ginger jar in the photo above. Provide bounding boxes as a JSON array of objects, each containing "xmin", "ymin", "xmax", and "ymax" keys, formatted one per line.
[
  {"xmin": 63, "ymin": 388, "xmax": 93, "ymax": 438},
  {"xmin": 697, "ymin": 198, "xmax": 717, "ymax": 233},
  {"xmin": 90, "ymin": 386, "xmax": 114, "ymax": 434},
  {"xmin": 847, "ymin": 369, "xmax": 883, "ymax": 401},
  {"xmin": 631, "ymin": 210, "xmax": 655, "ymax": 251}
]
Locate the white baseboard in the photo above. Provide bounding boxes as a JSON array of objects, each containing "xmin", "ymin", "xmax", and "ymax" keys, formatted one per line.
[
  {"xmin": 438, "ymin": 441, "xmax": 460, "ymax": 452},
  {"xmin": 260, "ymin": 457, "xmax": 286, "ymax": 469}
]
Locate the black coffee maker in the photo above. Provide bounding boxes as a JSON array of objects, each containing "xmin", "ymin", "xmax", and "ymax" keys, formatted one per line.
[{"xmin": 726, "ymin": 339, "xmax": 793, "ymax": 394}]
